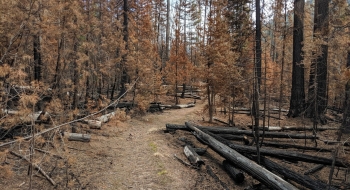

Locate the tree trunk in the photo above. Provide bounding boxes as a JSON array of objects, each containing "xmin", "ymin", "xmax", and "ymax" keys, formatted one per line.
[
  {"xmin": 306, "ymin": 0, "xmax": 330, "ymax": 125},
  {"xmin": 118, "ymin": 0, "xmax": 129, "ymax": 98},
  {"xmin": 33, "ymin": 35, "xmax": 42, "ymax": 81},
  {"xmin": 72, "ymin": 23, "xmax": 79, "ymax": 109},
  {"xmin": 247, "ymin": 155, "xmax": 337, "ymax": 190},
  {"xmin": 185, "ymin": 122, "xmax": 298, "ymax": 190},
  {"xmin": 288, "ymin": 0, "xmax": 305, "ymax": 118},
  {"xmin": 183, "ymin": 145, "xmax": 204, "ymax": 166},
  {"xmin": 207, "ymin": 130, "xmax": 347, "ymax": 167},
  {"xmin": 165, "ymin": 124, "xmax": 318, "ymax": 139},
  {"xmin": 342, "ymin": 51, "xmax": 350, "ymax": 133},
  {"xmin": 65, "ymin": 132, "xmax": 91, "ymax": 142},
  {"xmin": 260, "ymin": 141, "xmax": 331, "ymax": 152},
  {"xmin": 164, "ymin": 0, "xmax": 170, "ymax": 69},
  {"xmin": 222, "ymin": 160, "xmax": 245, "ymax": 183}
]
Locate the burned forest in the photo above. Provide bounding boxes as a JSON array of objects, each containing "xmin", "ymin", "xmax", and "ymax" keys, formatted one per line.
[{"xmin": 0, "ymin": 0, "xmax": 350, "ymax": 189}]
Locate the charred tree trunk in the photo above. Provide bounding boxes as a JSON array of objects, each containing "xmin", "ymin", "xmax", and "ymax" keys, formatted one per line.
[
  {"xmin": 33, "ymin": 35, "xmax": 42, "ymax": 81},
  {"xmin": 247, "ymin": 155, "xmax": 337, "ymax": 190},
  {"xmin": 207, "ymin": 130, "xmax": 347, "ymax": 167},
  {"xmin": 118, "ymin": 0, "xmax": 129, "ymax": 98},
  {"xmin": 342, "ymin": 51, "xmax": 350, "ymax": 133},
  {"xmin": 185, "ymin": 122, "xmax": 298, "ymax": 190},
  {"xmin": 306, "ymin": 0, "xmax": 330, "ymax": 125},
  {"xmin": 222, "ymin": 160, "xmax": 245, "ymax": 183},
  {"xmin": 288, "ymin": 0, "xmax": 305, "ymax": 118},
  {"xmin": 72, "ymin": 20, "xmax": 79, "ymax": 109}
]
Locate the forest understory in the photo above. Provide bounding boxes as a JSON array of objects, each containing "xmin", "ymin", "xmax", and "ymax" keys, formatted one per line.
[{"xmin": 0, "ymin": 94, "xmax": 350, "ymax": 190}]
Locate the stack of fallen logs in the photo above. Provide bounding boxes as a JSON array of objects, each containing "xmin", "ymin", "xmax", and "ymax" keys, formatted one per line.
[{"xmin": 165, "ymin": 122, "xmax": 349, "ymax": 190}]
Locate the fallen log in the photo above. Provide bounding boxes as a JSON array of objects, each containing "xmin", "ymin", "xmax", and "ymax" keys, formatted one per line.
[
  {"xmin": 185, "ymin": 122, "xmax": 298, "ymax": 190},
  {"xmin": 260, "ymin": 141, "xmax": 332, "ymax": 152},
  {"xmin": 64, "ymin": 133, "xmax": 91, "ymax": 142},
  {"xmin": 193, "ymin": 147, "xmax": 207, "ymax": 155},
  {"xmin": 322, "ymin": 140, "xmax": 350, "ymax": 146},
  {"xmin": 222, "ymin": 160, "xmax": 245, "ymax": 183},
  {"xmin": 246, "ymin": 155, "xmax": 337, "ymax": 190},
  {"xmin": 83, "ymin": 120, "xmax": 102, "ymax": 129},
  {"xmin": 217, "ymin": 134, "xmax": 250, "ymax": 145},
  {"xmin": 172, "ymin": 103, "xmax": 195, "ymax": 109},
  {"xmin": 206, "ymin": 131, "xmax": 348, "ymax": 167},
  {"xmin": 97, "ymin": 111, "xmax": 116, "ymax": 123},
  {"xmin": 10, "ymin": 151, "xmax": 56, "ymax": 186},
  {"xmin": 184, "ymin": 145, "xmax": 204, "ymax": 166},
  {"xmin": 166, "ymin": 124, "xmax": 318, "ymax": 139},
  {"xmin": 165, "ymin": 124, "xmax": 240, "ymax": 132},
  {"xmin": 248, "ymin": 125, "xmax": 338, "ymax": 131},
  {"xmin": 304, "ymin": 164, "xmax": 325, "ymax": 175}
]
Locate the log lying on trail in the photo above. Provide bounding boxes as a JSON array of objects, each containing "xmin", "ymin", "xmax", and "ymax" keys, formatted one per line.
[
  {"xmin": 166, "ymin": 124, "xmax": 318, "ymax": 139},
  {"xmin": 83, "ymin": 120, "xmax": 102, "ymax": 129},
  {"xmin": 260, "ymin": 141, "xmax": 332, "ymax": 152},
  {"xmin": 172, "ymin": 103, "xmax": 195, "ymax": 109},
  {"xmin": 64, "ymin": 133, "xmax": 91, "ymax": 142},
  {"xmin": 97, "ymin": 111, "xmax": 116, "ymax": 123},
  {"xmin": 183, "ymin": 145, "xmax": 204, "ymax": 166},
  {"xmin": 245, "ymin": 155, "xmax": 337, "ymax": 190},
  {"xmin": 222, "ymin": 160, "xmax": 245, "ymax": 183},
  {"xmin": 184, "ymin": 122, "xmax": 298, "ymax": 190},
  {"xmin": 206, "ymin": 131, "xmax": 348, "ymax": 167}
]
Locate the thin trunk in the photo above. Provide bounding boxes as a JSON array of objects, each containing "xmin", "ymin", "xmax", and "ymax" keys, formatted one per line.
[
  {"xmin": 72, "ymin": 23, "xmax": 79, "ymax": 109},
  {"xmin": 165, "ymin": 0, "xmax": 170, "ymax": 66},
  {"xmin": 278, "ymin": 0, "xmax": 287, "ymax": 121},
  {"xmin": 254, "ymin": 0, "xmax": 261, "ymax": 164},
  {"xmin": 33, "ymin": 35, "xmax": 41, "ymax": 81}
]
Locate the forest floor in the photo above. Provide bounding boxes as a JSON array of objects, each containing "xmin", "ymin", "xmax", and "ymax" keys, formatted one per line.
[{"xmin": 1, "ymin": 99, "xmax": 350, "ymax": 189}]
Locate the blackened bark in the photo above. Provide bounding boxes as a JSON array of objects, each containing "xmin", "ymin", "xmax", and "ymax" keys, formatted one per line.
[
  {"xmin": 118, "ymin": 0, "xmax": 128, "ymax": 98},
  {"xmin": 306, "ymin": 0, "xmax": 330, "ymax": 124},
  {"xmin": 33, "ymin": 35, "xmax": 42, "ymax": 81},
  {"xmin": 288, "ymin": 0, "xmax": 305, "ymax": 117},
  {"xmin": 342, "ymin": 51, "xmax": 350, "ymax": 133},
  {"xmin": 165, "ymin": 0, "xmax": 170, "ymax": 67},
  {"xmin": 72, "ymin": 27, "xmax": 79, "ymax": 109}
]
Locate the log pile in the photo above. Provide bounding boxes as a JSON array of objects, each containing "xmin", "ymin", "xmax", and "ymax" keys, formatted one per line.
[{"xmin": 165, "ymin": 121, "xmax": 348, "ymax": 189}]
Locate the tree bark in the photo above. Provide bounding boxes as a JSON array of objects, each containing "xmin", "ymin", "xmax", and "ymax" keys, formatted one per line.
[
  {"xmin": 222, "ymin": 160, "xmax": 245, "ymax": 183},
  {"xmin": 33, "ymin": 35, "xmax": 42, "ymax": 81},
  {"xmin": 342, "ymin": 51, "xmax": 350, "ymax": 133},
  {"xmin": 183, "ymin": 145, "xmax": 204, "ymax": 166},
  {"xmin": 65, "ymin": 132, "xmax": 91, "ymax": 142},
  {"xmin": 288, "ymin": 0, "xmax": 305, "ymax": 118},
  {"xmin": 206, "ymin": 130, "xmax": 347, "ymax": 167},
  {"xmin": 306, "ymin": 0, "xmax": 330, "ymax": 124},
  {"xmin": 260, "ymin": 141, "xmax": 331, "ymax": 152},
  {"xmin": 185, "ymin": 122, "xmax": 298, "ymax": 190},
  {"xmin": 165, "ymin": 123, "xmax": 318, "ymax": 139},
  {"xmin": 247, "ymin": 155, "xmax": 337, "ymax": 190}
]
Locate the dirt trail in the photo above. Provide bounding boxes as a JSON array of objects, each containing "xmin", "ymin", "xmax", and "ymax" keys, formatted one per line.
[{"xmin": 73, "ymin": 103, "xmax": 210, "ymax": 190}]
